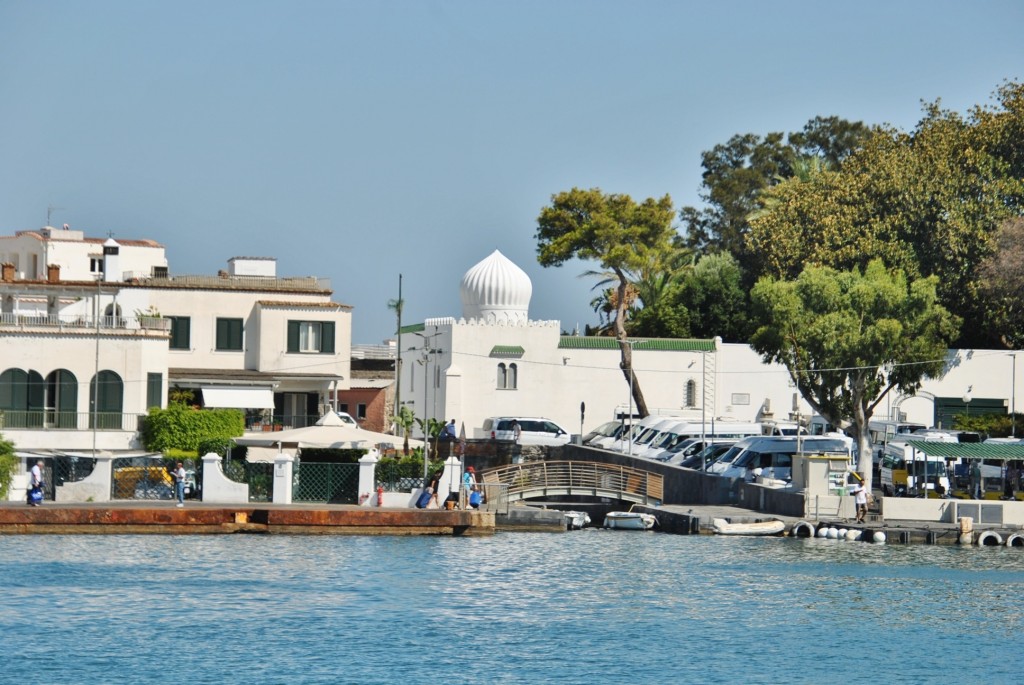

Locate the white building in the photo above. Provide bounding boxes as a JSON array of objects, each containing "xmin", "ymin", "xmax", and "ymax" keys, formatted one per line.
[
  {"xmin": 0, "ymin": 226, "xmax": 351, "ymax": 455},
  {"xmin": 401, "ymin": 250, "xmax": 1023, "ymax": 439}
]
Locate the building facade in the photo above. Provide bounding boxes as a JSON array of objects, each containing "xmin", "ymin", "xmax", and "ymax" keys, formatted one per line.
[
  {"xmin": 0, "ymin": 226, "xmax": 351, "ymax": 456},
  {"xmin": 400, "ymin": 250, "xmax": 1022, "ymax": 440}
]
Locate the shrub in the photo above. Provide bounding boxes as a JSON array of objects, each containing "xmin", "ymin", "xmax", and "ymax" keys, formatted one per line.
[
  {"xmin": 142, "ymin": 404, "xmax": 244, "ymax": 452},
  {"xmin": 0, "ymin": 433, "xmax": 16, "ymax": 500}
]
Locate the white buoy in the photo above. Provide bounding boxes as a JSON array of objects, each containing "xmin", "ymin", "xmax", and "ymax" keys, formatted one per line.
[
  {"xmin": 826, "ymin": 527, "xmax": 839, "ymax": 539},
  {"xmin": 959, "ymin": 533, "xmax": 973, "ymax": 546},
  {"xmin": 845, "ymin": 529, "xmax": 861, "ymax": 541},
  {"xmin": 837, "ymin": 528, "xmax": 848, "ymax": 538},
  {"xmin": 816, "ymin": 526, "xmax": 829, "ymax": 538},
  {"xmin": 872, "ymin": 531, "xmax": 886, "ymax": 543}
]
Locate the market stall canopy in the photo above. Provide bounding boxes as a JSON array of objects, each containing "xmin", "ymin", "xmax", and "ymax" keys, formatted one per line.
[
  {"xmin": 905, "ymin": 441, "xmax": 1024, "ymax": 461},
  {"xmin": 236, "ymin": 412, "xmax": 422, "ymax": 450}
]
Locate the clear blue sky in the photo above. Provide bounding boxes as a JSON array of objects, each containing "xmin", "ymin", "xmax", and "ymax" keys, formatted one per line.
[{"xmin": 2, "ymin": 1, "xmax": 1021, "ymax": 344}]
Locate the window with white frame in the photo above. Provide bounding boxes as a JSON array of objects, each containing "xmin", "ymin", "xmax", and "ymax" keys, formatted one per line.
[{"xmin": 287, "ymin": 320, "xmax": 336, "ymax": 354}]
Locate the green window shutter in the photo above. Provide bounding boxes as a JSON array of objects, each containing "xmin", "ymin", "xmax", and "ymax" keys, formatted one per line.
[
  {"xmin": 217, "ymin": 318, "xmax": 243, "ymax": 351},
  {"xmin": 27, "ymin": 371, "xmax": 45, "ymax": 411},
  {"xmin": 147, "ymin": 373, "xmax": 162, "ymax": 409},
  {"xmin": 170, "ymin": 316, "xmax": 191, "ymax": 350},
  {"xmin": 320, "ymin": 321, "xmax": 335, "ymax": 354},
  {"xmin": 287, "ymin": 321, "xmax": 300, "ymax": 353}
]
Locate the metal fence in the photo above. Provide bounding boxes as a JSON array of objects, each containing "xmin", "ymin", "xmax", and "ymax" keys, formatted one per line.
[
  {"xmin": 374, "ymin": 461, "xmax": 427, "ymax": 492},
  {"xmin": 111, "ymin": 456, "xmax": 197, "ymax": 500},
  {"xmin": 293, "ymin": 462, "xmax": 360, "ymax": 504},
  {"xmin": 223, "ymin": 459, "xmax": 274, "ymax": 502}
]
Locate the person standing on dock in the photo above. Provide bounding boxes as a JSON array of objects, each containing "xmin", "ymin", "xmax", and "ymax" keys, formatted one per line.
[
  {"xmin": 172, "ymin": 462, "xmax": 186, "ymax": 507},
  {"xmin": 970, "ymin": 460, "xmax": 983, "ymax": 499},
  {"xmin": 852, "ymin": 477, "xmax": 868, "ymax": 524}
]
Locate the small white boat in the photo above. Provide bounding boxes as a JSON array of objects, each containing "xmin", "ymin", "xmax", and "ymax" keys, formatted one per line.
[
  {"xmin": 603, "ymin": 511, "xmax": 657, "ymax": 530},
  {"xmin": 712, "ymin": 518, "xmax": 785, "ymax": 536},
  {"xmin": 564, "ymin": 511, "xmax": 591, "ymax": 530}
]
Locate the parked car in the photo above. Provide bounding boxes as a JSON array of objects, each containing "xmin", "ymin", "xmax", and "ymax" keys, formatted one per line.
[
  {"xmin": 481, "ymin": 417, "xmax": 572, "ymax": 446},
  {"xmin": 673, "ymin": 440, "xmax": 738, "ymax": 469},
  {"xmin": 336, "ymin": 412, "xmax": 359, "ymax": 426}
]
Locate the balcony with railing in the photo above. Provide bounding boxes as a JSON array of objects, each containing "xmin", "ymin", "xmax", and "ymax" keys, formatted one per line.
[
  {"xmin": 0, "ymin": 313, "xmax": 172, "ymax": 334},
  {"xmin": 0, "ymin": 411, "xmax": 145, "ymax": 432}
]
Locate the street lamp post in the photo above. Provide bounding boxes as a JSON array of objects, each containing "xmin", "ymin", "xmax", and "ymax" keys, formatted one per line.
[
  {"xmin": 414, "ymin": 330, "xmax": 442, "ymax": 481},
  {"xmin": 1011, "ymin": 353, "xmax": 1017, "ymax": 438}
]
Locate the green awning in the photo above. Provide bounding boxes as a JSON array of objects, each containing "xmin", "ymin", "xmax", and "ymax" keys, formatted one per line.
[
  {"xmin": 905, "ymin": 440, "xmax": 1024, "ymax": 461},
  {"xmin": 490, "ymin": 345, "xmax": 525, "ymax": 358},
  {"xmin": 558, "ymin": 336, "xmax": 716, "ymax": 352}
]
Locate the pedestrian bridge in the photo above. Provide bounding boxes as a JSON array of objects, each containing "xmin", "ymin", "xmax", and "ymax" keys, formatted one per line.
[{"xmin": 482, "ymin": 460, "xmax": 663, "ymax": 505}]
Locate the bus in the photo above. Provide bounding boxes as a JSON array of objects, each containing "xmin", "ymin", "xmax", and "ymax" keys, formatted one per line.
[{"xmin": 868, "ymin": 419, "xmax": 928, "ymax": 474}]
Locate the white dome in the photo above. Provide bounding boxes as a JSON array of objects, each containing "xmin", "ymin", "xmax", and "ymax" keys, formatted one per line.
[{"xmin": 460, "ymin": 250, "xmax": 532, "ymax": 323}]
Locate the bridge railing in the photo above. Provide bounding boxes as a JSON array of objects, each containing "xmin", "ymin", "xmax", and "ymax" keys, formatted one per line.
[{"xmin": 482, "ymin": 460, "xmax": 664, "ymax": 504}]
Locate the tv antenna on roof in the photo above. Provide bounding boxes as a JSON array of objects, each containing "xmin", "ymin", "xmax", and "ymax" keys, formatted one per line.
[{"xmin": 47, "ymin": 205, "xmax": 64, "ymax": 226}]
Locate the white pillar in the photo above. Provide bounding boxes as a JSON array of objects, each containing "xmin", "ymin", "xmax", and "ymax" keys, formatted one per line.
[
  {"xmin": 358, "ymin": 450, "xmax": 379, "ymax": 507},
  {"xmin": 273, "ymin": 453, "xmax": 295, "ymax": 505}
]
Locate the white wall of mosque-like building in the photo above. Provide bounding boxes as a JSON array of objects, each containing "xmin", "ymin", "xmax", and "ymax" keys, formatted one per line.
[{"xmin": 401, "ymin": 250, "xmax": 1022, "ymax": 440}]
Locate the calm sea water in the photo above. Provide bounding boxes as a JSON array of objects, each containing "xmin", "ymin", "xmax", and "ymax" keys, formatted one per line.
[{"xmin": 2, "ymin": 531, "xmax": 1022, "ymax": 685}]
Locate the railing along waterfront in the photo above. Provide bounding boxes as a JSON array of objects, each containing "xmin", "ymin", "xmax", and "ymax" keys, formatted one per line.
[{"xmin": 483, "ymin": 460, "xmax": 664, "ymax": 504}]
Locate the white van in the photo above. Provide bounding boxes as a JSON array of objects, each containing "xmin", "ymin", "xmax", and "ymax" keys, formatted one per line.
[
  {"xmin": 761, "ymin": 420, "xmax": 808, "ymax": 437},
  {"xmin": 599, "ymin": 414, "xmax": 661, "ymax": 451},
  {"xmin": 714, "ymin": 436, "xmax": 853, "ymax": 481},
  {"xmin": 480, "ymin": 417, "xmax": 572, "ymax": 446},
  {"xmin": 651, "ymin": 422, "xmax": 763, "ymax": 462},
  {"xmin": 610, "ymin": 417, "xmax": 678, "ymax": 454},
  {"xmin": 879, "ymin": 441, "xmax": 951, "ymax": 497}
]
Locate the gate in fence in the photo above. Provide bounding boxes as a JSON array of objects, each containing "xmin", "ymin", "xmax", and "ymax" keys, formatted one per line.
[{"xmin": 293, "ymin": 462, "xmax": 360, "ymax": 504}]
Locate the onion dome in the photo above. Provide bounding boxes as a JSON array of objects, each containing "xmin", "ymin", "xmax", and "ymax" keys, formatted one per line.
[{"xmin": 460, "ymin": 250, "xmax": 532, "ymax": 323}]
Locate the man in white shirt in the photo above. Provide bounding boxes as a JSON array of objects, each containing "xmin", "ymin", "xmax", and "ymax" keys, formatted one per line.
[{"xmin": 28, "ymin": 460, "xmax": 44, "ymax": 506}]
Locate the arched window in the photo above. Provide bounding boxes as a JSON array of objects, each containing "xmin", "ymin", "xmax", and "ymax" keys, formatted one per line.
[
  {"xmin": 90, "ymin": 370, "xmax": 124, "ymax": 429},
  {"xmin": 685, "ymin": 379, "xmax": 697, "ymax": 408},
  {"xmin": 496, "ymin": 363, "xmax": 507, "ymax": 389},
  {"xmin": 0, "ymin": 368, "xmax": 44, "ymax": 428},
  {"xmin": 508, "ymin": 363, "xmax": 518, "ymax": 390},
  {"xmin": 46, "ymin": 369, "xmax": 78, "ymax": 428}
]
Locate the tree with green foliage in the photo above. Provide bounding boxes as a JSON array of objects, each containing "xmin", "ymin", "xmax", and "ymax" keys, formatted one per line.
[
  {"xmin": 750, "ymin": 260, "xmax": 960, "ymax": 491},
  {"xmin": 679, "ymin": 117, "xmax": 871, "ymax": 256},
  {"xmin": 674, "ymin": 252, "xmax": 750, "ymax": 342},
  {"xmin": 748, "ymin": 84, "xmax": 1024, "ymax": 348},
  {"xmin": 977, "ymin": 217, "xmax": 1024, "ymax": 349},
  {"xmin": 536, "ymin": 187, "xmax": 676, "ymax": 417},
  {"xmin": 0, "ymin": 432, "xmax": 16, "ymax": 500}
]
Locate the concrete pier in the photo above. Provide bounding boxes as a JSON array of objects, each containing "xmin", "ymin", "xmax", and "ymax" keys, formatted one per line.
[{"xmin": 0, "ymin": 502, "xmax": 495, "ymax": 536}]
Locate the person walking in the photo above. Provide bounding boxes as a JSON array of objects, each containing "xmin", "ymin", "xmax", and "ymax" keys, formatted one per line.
[
  {"xmin": 511, "ymin": 419, "xmax": 522, "ymax": 462},
  {"xmin": 27, "ymin": 460, "xmax": 44, "ymax": 506},
  {"xmin": 172, "ymin": 461, "xmax": 187, "ymax": 507}
]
